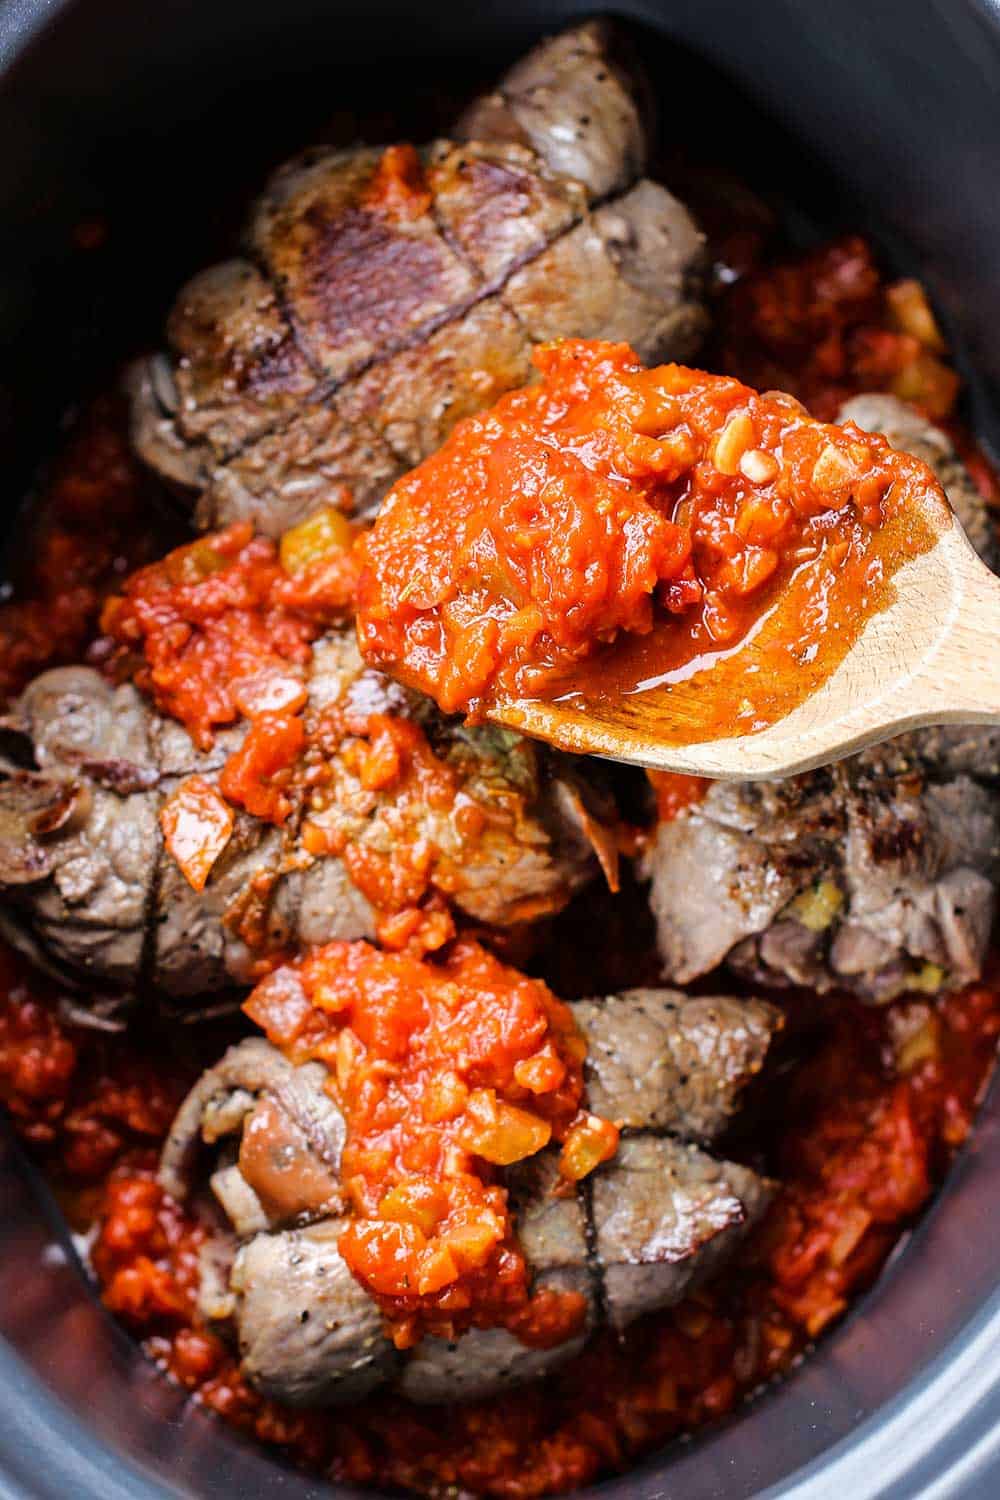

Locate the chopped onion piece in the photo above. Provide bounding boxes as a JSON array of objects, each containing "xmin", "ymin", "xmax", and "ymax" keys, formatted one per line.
[
  {"xmin": 461, "ymin": 1089, "xmax": 552, "ymax": 1165},
  {"xmin": 560, "ymin": 1112, "xmax": 620, "ymax": 1181},
  {"xmin": 160, "ymin": 776, "xmax": 234, "ymax": 892},
  {"xmin": 280, "ymin": 506, "xmax": 355, "ymax": 575}
]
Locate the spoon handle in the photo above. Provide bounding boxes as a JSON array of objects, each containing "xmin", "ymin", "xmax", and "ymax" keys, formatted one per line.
[{"xmin": 900, "ymin": 540, "xmax": 1000, "ymax": 725}]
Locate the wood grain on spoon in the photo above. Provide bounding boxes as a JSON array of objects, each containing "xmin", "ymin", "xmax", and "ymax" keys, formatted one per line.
[{"xmin": 357, "ymin": 340, "xmax": 994, "ymax": 779}]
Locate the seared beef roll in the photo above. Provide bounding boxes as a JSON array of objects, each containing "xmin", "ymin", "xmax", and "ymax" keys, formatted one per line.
[
  {"xmin": 0, "ymin": 630, "xmax": 613, "ymax": 1001},
  {"xmin": 129, "ymin": 21, "xmax": 707, "ymax": 535},
  {"xmin": 644, "ymin": 398, "xmax": 1000, "ymax": 1001},
  {"xmin": 161, "ymin": 986, "xmax": 779, "ymax": 1405}
]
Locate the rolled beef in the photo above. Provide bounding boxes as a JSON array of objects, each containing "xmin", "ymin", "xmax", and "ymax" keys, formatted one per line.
[
  {"xmin": 159, "ymin": 1037, "xmax": 346, "ymax": 1208},
  {"xmin": 0, "ymin": 671, "xmax": 161, "ymax": 986},
  {"xmin": 0, "ymin": 633, "xmax": 613, "ymax": 1003},
  {"xmin": 568, "ymin": 988, "xmax": 779, "ymax": 1139},
  {"xmin": 129, "ymin": 21, "xmax": 707, "ymax": 534},
  {"xmin": 162, "ymin": 988, "xmax": 777, "ymax": 1406},
  {"xmin": 232, "ymin": 1221, "xmax": 397, "ymax": 1404},
  {"xmin": 592, "ymin": 1136, "xmax": 770, "ymax": 1330},
  {"xmin": 644, "ymin": 398, "xmax": 1000, "ymax": 1002},
  {"xmin": 454, "ymin": 19, "xmax": 649, "ymax": 199}
]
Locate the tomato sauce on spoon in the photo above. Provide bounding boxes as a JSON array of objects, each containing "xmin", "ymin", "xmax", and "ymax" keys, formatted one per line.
[{"xmin": 357, "ymin": 340, "xmax": 948, "ymax": 742}]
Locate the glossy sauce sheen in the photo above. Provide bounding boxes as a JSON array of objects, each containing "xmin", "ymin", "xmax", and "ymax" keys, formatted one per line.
[
  {"xmin": 550, "ymin": 488, "xmax": 940, "ymax": 746},
  {"xmin": 357, "ymin": 340, "xmax": 949, "ymax": 738}
]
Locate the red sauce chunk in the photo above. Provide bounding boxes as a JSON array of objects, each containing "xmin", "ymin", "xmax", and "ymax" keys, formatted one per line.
[
  {"xmin": 715, "ymin": 236, "xmax": 961, "ymax": 422},
  {"xmin": 66, "ymin": 967, "xmax": 1000, "ymax": 1499},
  {"xmin": 100, "ymin": 512, "xmax": 358, "ymax": 865},
  {"xmin": 356, "ymin": 339, "xmax": 949, "ymax": 720},
  {"xmin": 99, "ymin": 514, "xmax": 357, "ymax": 750},
  {"xmin": 244, "ymin": 938, "xmax": 619, "ymax": 1349}
]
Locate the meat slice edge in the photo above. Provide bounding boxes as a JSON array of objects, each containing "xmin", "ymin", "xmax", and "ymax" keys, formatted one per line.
[
  {"xmin": 159, "ymin": 1036, "xmax": 346, "ymax": 1208},
  {"xmin": 592, "ymin": 1135, "xmax": 772, "ymax": 1331},
  {"xmin": 569, "ymin": 989, "xmax": 782, "ymax": 1139}
]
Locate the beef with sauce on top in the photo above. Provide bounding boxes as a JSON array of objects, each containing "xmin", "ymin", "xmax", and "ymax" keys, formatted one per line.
[{"xmin": 158, "ymin": 957, "xmax": 779, "ymax": 1405}]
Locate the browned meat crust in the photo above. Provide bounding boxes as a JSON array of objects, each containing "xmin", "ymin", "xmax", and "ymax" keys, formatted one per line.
[
  {"xmin": 0, "ymin": 634, "xmax": 611, "ymax": 1004},
  {"xmin": 129, "ymin": 23, "xmax": 707, "ymax": 535},
  {"xmin": 569, "ymin": 989, "xmax": 780, "ymax": 1138}
]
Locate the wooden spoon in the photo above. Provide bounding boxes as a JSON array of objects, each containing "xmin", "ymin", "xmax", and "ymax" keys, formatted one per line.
[{"xmin": 492, "ymin": 507, "xmax": 1000, "ymax": 780}]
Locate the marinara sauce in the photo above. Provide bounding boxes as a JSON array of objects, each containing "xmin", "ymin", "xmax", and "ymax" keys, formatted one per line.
[
  {"xmin": 357, "ymin": 339, "xmax": 949, "ymax": 732},
  {"xmin": 98, "ymin": 514, "xmax": 357, "ymax": 751},
  {"xmin": 245, "ymin": 938, "xmax": 618, "ymax": 1349},
  {"xmin": 4, "ymin": 943, "xmax": 999, "ymax": 1499}
]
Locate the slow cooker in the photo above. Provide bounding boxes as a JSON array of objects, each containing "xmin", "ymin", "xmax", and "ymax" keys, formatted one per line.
[{"xmin": 2, "ymin": 1, "xmax": 1000, "ymax": 1495}]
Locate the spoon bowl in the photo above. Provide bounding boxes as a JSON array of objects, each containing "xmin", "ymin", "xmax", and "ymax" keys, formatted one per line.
[{"xmin": 493, "ymin": 513, "xmax": 1000, "ymax": 779}]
